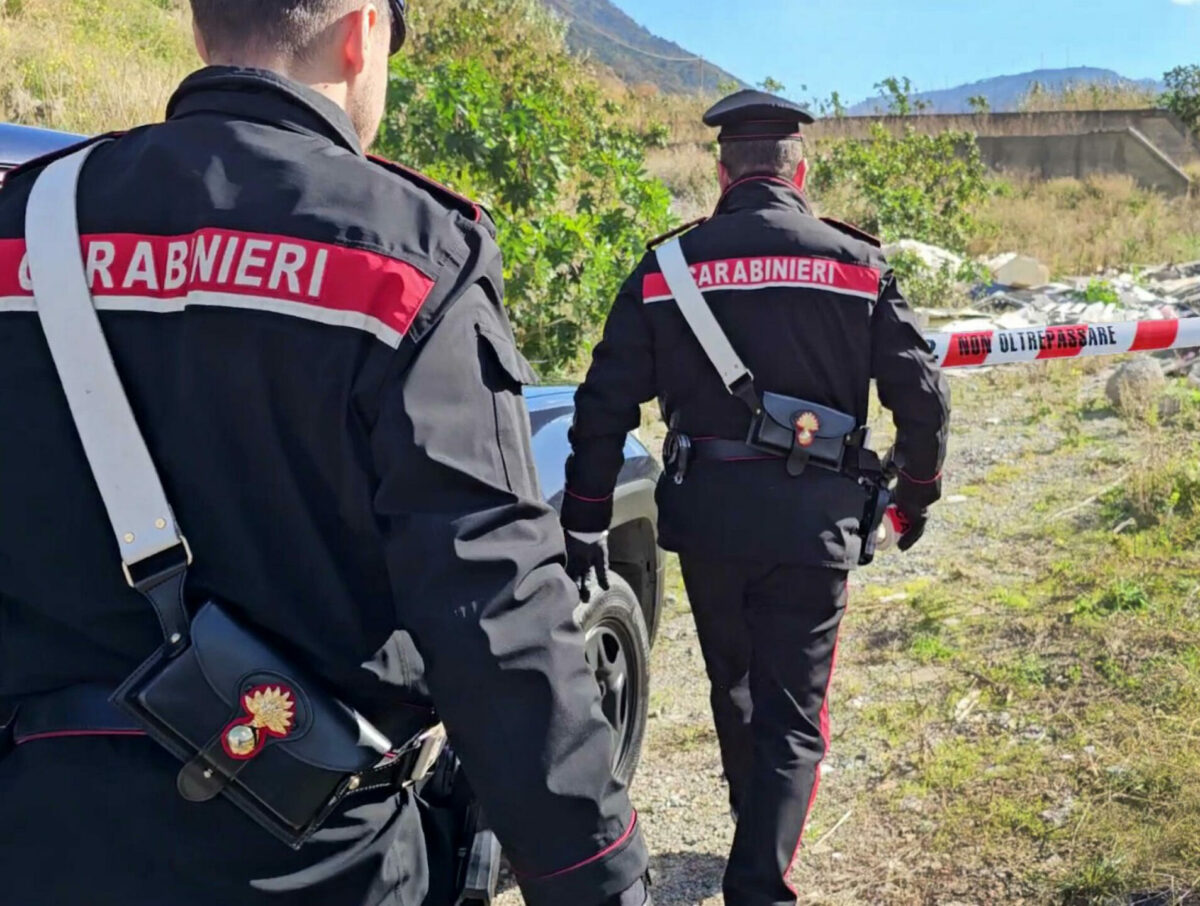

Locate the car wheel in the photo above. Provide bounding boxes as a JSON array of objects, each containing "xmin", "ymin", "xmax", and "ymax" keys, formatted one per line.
[{"xmin": 579, "ymin": 573, "xmax": 651, "ymax": 787}]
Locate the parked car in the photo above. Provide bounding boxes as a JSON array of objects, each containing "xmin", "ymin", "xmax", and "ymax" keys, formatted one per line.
[{"xmin": 0, "ymin": 122, "xmax": 664, "ymax": 786}]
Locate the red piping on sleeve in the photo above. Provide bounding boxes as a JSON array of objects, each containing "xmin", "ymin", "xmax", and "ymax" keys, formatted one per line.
[
  {"xmin": 899, "ymin": 469, "xmax": 942, "ymax": 485},
  {"xmin": 517, "ymin": 812, "xmax": 639, "ymax": 881},
  {"xmin": 16, "ymin": 729, "xmax": 147, "ymax": 745},
  {"xmin": 565, "ymin": 489, "xmax": 613, "ymax": 504}
]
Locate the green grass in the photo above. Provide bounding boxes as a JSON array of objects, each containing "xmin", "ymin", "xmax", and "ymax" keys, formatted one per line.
[
  {"xmin": 0, "ymin": 0, "xmax": 193, "ymax": 133},
  {"xmin": 830, "ymin": 387, "xmax": 1200, "ymax": 901}
]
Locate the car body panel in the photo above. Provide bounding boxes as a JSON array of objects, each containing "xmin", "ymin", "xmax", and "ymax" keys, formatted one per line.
[{"xmin": 0, "ymin": 123, "xmax": 84, "ymax": 182}]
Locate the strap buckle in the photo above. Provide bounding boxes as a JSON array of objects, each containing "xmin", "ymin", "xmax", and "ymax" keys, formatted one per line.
[
  {"xmin": 729, "ymin": 373, "xmax": 761, "ymax": 414},
  {"xmin": 121, "ymin": 536, "xmax": 193, "ymax": 592},
  {"xmin": 408, "ymin": 723, "xmax": 448, "ymax": 785}
]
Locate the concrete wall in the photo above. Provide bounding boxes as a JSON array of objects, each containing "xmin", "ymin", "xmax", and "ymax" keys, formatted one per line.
[
  {"xmin": 809, "ymin": 109, "xmax": 1200, "ymax": 166},
  {"xmin": 975, "ymin": 128, "xmax": 1193, "ymax": 197}
]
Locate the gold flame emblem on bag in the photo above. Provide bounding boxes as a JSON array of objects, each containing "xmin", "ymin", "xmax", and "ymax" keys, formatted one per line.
[
  {"xmin": 794, "ymin": 412, "xmax": 821, "ymax": 448},
  {"xmin": 221, "ymin": 685, "xmax": 297, "ymax": 760}
]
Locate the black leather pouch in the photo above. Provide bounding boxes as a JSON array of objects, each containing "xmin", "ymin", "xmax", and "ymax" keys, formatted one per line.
[
  {"xmin": 113, "ymin": 601, "xmax": 402, "ymax": 849},
  {"xmin": 747, "ymin": 392, "xmax": 858, "ymax": 475}
]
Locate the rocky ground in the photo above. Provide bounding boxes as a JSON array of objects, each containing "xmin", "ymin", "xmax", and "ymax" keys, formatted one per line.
[{"xmin": 497, "ymin": 352, "xmax": 1200, "ymax": 906}]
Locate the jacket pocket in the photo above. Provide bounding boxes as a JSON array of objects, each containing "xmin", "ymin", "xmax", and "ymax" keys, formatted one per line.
[
  {"xmin": 475, "ymin": 325, "xmax": 540, "ymax": 494},
  {"xmin": 476, "ymin": 324, "xmax": 538, "ymax": 390}
]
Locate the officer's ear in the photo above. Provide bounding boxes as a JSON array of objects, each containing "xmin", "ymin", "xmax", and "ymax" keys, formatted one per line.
[
  {"xmin": 340, "ymin": 2, "xmax": 384, "ymax": 75},
  {"xmin": 792, "ymin": 159, "xmax": 808, "ymax": 192}
]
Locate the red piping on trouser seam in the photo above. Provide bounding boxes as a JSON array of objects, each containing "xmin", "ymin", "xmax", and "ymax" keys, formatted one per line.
[
  {"xmin": 899, "ymin": 469, "xmax": 941, "ymax": 485},
  {"xmin": 518, "ymin": 812, "xmax": 638, "ymax": 881},
  {"xmin": 565, "ymin": 489, "xmax": 612, "ymax": 504},
  {"xmin": 784, "ymin": 594, "xmax": 844, "ymax": 895},
  {"xmin": 16, "ymin": 729, "xmax": 147, "ymax": 745}
]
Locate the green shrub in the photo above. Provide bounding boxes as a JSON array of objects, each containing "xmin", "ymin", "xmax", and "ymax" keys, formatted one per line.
[
  {"xmin": 378, "ymin": 0, "xmax": 673, "ymax": 375},
  {"xmin": 1075, "ymin": 580, "xmax": 1151, "ymax": 617},
  {"xmin": 889, "ymin": 250, "xmax": 989, "ymax": 309},
  {"xmin": 1100, "ymin": 455, "xmax": 1200, "ymax": 529},
  {"xmin": 1079, "ymin": 279, "xmax": 1119, "ymax": 305},
  {"xmin": 809, "ymin": 124, "xmax": 989, "ymax": 252},
  {"xmin": 1162, "ymin": 64, "xmax": 1200, "ymax": 136}
]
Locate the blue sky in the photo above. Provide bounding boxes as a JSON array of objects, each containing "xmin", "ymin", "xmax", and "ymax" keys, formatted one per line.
[{"xmin": 607, "ymin": 0, "xmax": 1200, "ymax": 105}]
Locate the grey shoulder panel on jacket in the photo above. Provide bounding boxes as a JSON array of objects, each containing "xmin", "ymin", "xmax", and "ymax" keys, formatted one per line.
[{"xmin": 367, "ymin": 155, "xmax": 497, "ymax": 239}]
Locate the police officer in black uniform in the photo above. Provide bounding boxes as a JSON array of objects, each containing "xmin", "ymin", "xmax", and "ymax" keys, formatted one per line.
[
  {"xmin": 562, "ymin": 90, "xmax": 950, "ymax": 906},
  {"xmin": 0, "ymin": 2, "xmax": 651, "ymax": 905}
]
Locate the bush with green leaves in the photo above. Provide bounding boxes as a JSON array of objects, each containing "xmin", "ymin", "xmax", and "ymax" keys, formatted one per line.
[
  {"xmin": 377, "ymin": 0, "xmax": 673, "ymax": 375},
  {"xmin": 809, "ymin": 124, "xmax": 989, "ymax": 253},
  {"xmin": 1161, "ymin": 64, "xmax": 1200, "ymax": 136}
]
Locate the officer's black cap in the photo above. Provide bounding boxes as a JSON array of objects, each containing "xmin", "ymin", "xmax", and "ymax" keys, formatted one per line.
[
  {"xmin": 389, "ymin": 0, "xmax": 407, "ymax": 55},
  {"xmin": 703, "ymin": 89, "xmax": 815, "ymax": 143}
]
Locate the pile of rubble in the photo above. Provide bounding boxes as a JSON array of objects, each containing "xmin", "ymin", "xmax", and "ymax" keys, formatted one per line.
[{"xmin": 884, "ymin": 239, "xmax": 1200, "ymax": 333}]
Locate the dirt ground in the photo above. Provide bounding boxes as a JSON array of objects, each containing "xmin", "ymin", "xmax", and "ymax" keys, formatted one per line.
[{"xmin": 497, "ymin": 353, "xmax": 1200, "ymax": 906}]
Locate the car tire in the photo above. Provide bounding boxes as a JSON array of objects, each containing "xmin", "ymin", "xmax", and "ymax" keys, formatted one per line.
[{"xmin": 579, "ymin": 573, "xmax": 651, "ymax": 788}]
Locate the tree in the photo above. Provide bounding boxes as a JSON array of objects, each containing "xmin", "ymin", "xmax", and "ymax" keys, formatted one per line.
[
  {"xmin": 816, "ymin": 91, "xmax": 847, "ymax": 119},
  {"xmin": 967, "ymin": 94, "xmax": 991, "ymax": 114},
  {"xmin": 379, "ymin": 0, "xmax": 673, "ymax": 374},
  {"xmin": 874, "ymin": 77, "xmax": 930, "ymax": 115},
  {"xmin": 810, "ymin": 125, "xmax": 989, "ymax": 252},
  {"xmin": 758, "ymin": 76, "xmax": 786, "ymax": 94},
  {"xmin": 1161, "ymin": 65, "xmax": 1200, "ymax": 135}
]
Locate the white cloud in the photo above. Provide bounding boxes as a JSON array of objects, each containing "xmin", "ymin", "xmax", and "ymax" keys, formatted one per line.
[{"xmin": 1171, "ymin": 0, "xmax": 1200, "ymax": 5}]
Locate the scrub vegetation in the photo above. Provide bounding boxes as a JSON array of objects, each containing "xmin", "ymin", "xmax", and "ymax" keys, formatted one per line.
[{"xmin": 5, "ymin": 2, "xmax": 1200, "ymax": 902}]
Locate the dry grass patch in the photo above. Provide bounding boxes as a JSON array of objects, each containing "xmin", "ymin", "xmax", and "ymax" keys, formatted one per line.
[
  {"xmin": 970, "ymin": 174, "xmax": 1200, "ymax": 274},
  {"xmin": 0, "ymin": 0, "xmax": 194, "ymax": 133},
  {"xmin": 645, "ymin": 143, "xmax": 718, "ymax": 221}
]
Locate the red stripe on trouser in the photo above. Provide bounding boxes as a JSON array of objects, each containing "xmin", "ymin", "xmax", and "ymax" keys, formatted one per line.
[
  {"xmin": 1130, "ymin": 319, "xmax": 1180, "ymax": 351},
  {"xmin": 783, "ymin": 613, "xmax": 842, "ymax": 893}
]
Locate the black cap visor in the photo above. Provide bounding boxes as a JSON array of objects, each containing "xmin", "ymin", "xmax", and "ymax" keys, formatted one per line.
[
  {"xmin": 389, "ymin": 0, "xmax": 407, "ymax": 55},
  {"xmin": 717, "ymin": 121, "xmax": 806, "ymax": 143}
]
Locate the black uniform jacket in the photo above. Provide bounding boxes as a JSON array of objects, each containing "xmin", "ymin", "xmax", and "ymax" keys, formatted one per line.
[
  {"xmin": 0, "ymin": 68, "xmax": 644, "ymax": 905},
  {"xmin": 563, "ymin": 177, "xmax": 950, "ymax": 568}
]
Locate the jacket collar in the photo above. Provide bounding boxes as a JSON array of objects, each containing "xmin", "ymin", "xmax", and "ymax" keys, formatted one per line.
[
  {"xmin": 166, "ymin": 67, "xmax": 363, "ymax": 157},
  {"xmin": 715, "ymin": 176, "xmax": 812, "ymax": 218}
]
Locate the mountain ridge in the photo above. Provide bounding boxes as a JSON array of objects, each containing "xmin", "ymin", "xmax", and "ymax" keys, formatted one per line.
[
  {"xmin": 847, "ymin": 67, "xmax": 1164, "ymax": 115},
  {"xmin": 540, "ymin": 0, "xmax": 745, "ymax": 94}
]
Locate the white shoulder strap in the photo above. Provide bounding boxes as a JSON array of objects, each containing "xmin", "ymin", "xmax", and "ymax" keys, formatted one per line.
[
  {"xmin": 26, "ymin": 143, "xmax": 185, "ymax": 573},
  {"xmin": 654, "ymin": 238, "xmax": 755, "ymax": 398}
]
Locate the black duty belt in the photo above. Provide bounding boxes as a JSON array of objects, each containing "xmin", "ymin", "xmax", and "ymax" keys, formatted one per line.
[
  {"xmin": 692, "ymin": 439, "xmax": 784, "ymax": 462},
  {"xmin": 691, "ymin": 437, "xmax": 871, "ymax": 465},
  {"xmin": 10, "ymin": 683, "xmax": 448, "ymax": 797},
  {"xmin": 668, "ymin": 431, "xmax": 878, "ymax": 475}
]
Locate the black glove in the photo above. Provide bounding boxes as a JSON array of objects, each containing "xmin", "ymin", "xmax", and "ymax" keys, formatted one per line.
[
  {"xmin": 564, "ymin": 532, "xmax": 609, "ymax": 603},
  {"xmin": 893, "ymin": 481, "xmax": 929, "ymax": 552}
]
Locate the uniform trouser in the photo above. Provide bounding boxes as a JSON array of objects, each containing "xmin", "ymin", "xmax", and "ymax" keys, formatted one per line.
[
  {"xmin": 679, "ymin": 556, "xmax": 847, "ymax": 906},
  {"xmin": 0, "ymin": 733, "xmax": 460, "ymax": 906}
]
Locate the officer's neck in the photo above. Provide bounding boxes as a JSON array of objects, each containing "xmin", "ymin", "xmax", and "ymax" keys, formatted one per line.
[
  {"xmin": 718, "ymin": 174, "xmax": 810, "ymax": 213},
  {"xmin": 201, "ymin": 53, "xmax": 352, "ymax": 123}
]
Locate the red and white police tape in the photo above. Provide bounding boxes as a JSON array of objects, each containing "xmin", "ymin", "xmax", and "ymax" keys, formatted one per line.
[{"xmin": 926, "ymin": 318, "xmax": 1200, "ymax": 369}]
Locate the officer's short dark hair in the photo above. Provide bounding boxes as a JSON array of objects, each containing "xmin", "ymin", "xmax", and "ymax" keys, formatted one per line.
[
  {"xmin": 720, "ymin": 139, "xmax": 806, "ymax": 182},
  {"xmin": 190, "ymin": 0, "xmax": 379, "ymax": 59}
]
